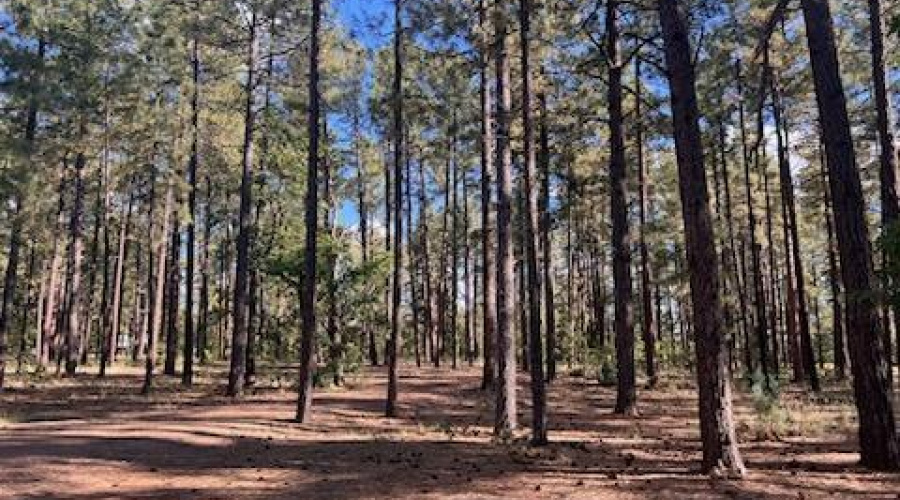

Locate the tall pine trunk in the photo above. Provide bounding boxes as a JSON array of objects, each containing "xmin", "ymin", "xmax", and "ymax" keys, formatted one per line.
[
  {"xmin": 164, "ymin": 225, "xmax": 180, "ymax": 376},
  {"xmin": 739, "ymin": 58, "xmax": 771, "ymax": 384},
  {"xmin": 656, "ymin": 0, "xmax": 745, "ymax": 476},
  {"xmin": 800, "ymin": 0, "xmax": 899, "ymax": 470},
  {"xmin": 607, "ymin": 0, "xmax": 636, "ymax": 415},
  {"xmin": 198, "ymin": 175, "xmax": 212, "ymax": 364},
  {"xmin": 869, "ymin": 0, "xmax": 899, "ymax": 382},
  {"xmin": 385, "ymin": 0, "xmax": 404, "ymax": 418},
  {"xmin": 494, "ymin": 0, "xmax": 517, "ymax": 436},
  {"xmin": 450, "ymin": 118, "xmax": 460, "ymax": 369},
  {"xmin": 103, "ymin": 193, "xmax": 132, "ymax": 375},
  {"xmin": 418, "ymin": 155, "xmax": 437, "ymax": 369},
  {"xmin": 520, "ymin": 0, "xmax": 547, "ymax": 444},
  {"xmin": 297, "ymin": 0, "xmax": 321, "ymax": 423},
  {"xmin": 64, "ymin": 153, "xmax": 86, "ymax": 376},
  {"xmin": 821, "ymin": 156, "xmax": 846, "ymax": 379},
  {"xmin": 772, "ymin": 70, "xmax": 819, "ymax": 390},
  {"xmin": 479, "ymin": 0, "xmax": 497, "ymax": 390},
  {"xmin": 0, "ymin": 200, "xmax": 22, "ymax": 389},
  {"xmin": 183, "ymin": 23, "xmax": 201, "ymax": 386},
  {"xmin": 538, "ymin": 94, "xmax": 556, "ymax": 383},
  {"xmin": 635, "ymin": 58, "xmax": 656, "ymax": 388},
  {"xmin": 228, "ymin": 12, "xmax": 258, "ymax": 397},
  {"xmin": 142, "ymin": 177, "xmax": 173, "ymax": 394}
]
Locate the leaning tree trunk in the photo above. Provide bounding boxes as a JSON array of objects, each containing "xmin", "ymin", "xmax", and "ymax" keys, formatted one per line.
[
  {"xmin": 656, "ymin": 0, "xmax": 745, "ymax": 477},
  {"xmin": 800, "ymin": 0, "xmax": 899, "ymax": 470},
  {"xmin": 869, "ymin": 0, "xmax": 899, "ymax": 383}
]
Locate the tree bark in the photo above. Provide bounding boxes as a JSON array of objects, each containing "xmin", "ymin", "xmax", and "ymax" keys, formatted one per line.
[
  {"xmin": 869, "ymin": 0, "xmax": 899, "ymax": 384},
  {"xmin": 800, "ymin": 0, "xmax": 899, "ymax": 470},
  {"xmin": 198, "ymin": 175, "xmax": 212, "ymax": 364},
  {"xmin": 355, "ymin": 112, "xmax": 377, "ymax": 368},
  {"xmin": 4, "ymin": 38, "xmax": 44, "ymax": 383},
  {"xmin": 0, "ymin": 200, "xmax": 22, "ymax": 389},
  {"xmin": 772, "ymin": 69, "xmax": 819, "ymax": 390},
  {"xmin": 17, "ymin": 244, "xmax": 37, "ymax": 374},
  {"xmin": 228, "ymin": 11, "xmax": 258, "ymax": 397},
  {"xmin": 64, "ymin": 152, "xmax": 86, "ymax": 376},
  {"xmin": 656, "ymin": 0, "xmax": 745, "ymax": 476},
  {"xmin": 519, "ymin": 0, "xmax": 547, "ymax": 444},
  {"xmin": 183, "ymin": 22, "xmax": 201, "ymax": 385},
  {"xmin": 418, "ymin": 155, "xmax": 437, "ymax": 370},
  {"xmin": 717, "ymin": 124, "xmax": 750, "ymax": 374},
  {"xmin": 103, "ymin": 193, "xmax": 132, "ymax": 375},
  {"xmin": 296, "ymin": 0, "xmax": 321, "ymax": 423},
  {"xmin": 760, "ymin": 132, "xmax": 780, "ymax": 374},
  {"xmin": 142, "ymin": 177, "xmax": 173, "ymax": 394},
  {"xmin": 324, "ymin": 117, "xmax": 342, "ymax": 386},
  {"xmin": 635, "ymin": 58, "xmax": 656, "ymax": 388},
  {"xmin": 406, "ymin": 132, "xmax": 422, "ymax": 368},
  {"xmin": 479, "ymin": 0, "xmax": 497, "ymax": 391},
  {"xmin": 822, "ymin": 165, "xmax": 846, "ymax": 379},
  {"xmin": 738, "ymin": 57, "xmax": 771, "ymax": 385},
  {"xmin": 42, "ymin": 165, "xmax": 68, "ymax": 369},
  {"xmin": 386, "ymin": 0, "xmax": 404, "ymax": 418},
  {"xmin": 607, "ymin": 0, "xmax": 636, "ymax": 415},
  {"xmin": 164, "ymin": 224, "xmax": 180, "ymax": 376},
  {"xmin": 463, "ymin": 162, "xmax": 474, "ymax": 365},
  {"xmin": 539, "ymin": 94, "xmax": 556, "ymax": 383},
  {"xmin": 450, "ymin": 117, "xmax": 460, "ymax": 369},
  {"xmin": 494, "ymin": 0, "xmax": 517, "ymax": 436}
]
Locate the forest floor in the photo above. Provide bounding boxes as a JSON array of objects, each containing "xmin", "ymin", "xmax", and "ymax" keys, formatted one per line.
[{"xmin": 0, "ymin": 363, "xmax": 898, "ymax": 499}]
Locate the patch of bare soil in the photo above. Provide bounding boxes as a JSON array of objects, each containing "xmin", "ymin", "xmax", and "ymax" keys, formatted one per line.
[{"xmin": 0, "ymin": 365, "xmax": 897, "ymax": 499}]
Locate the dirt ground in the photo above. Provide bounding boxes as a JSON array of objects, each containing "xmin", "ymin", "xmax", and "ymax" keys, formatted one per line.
[{"xmin": 0, "ymin": 364, "xmax": 898, "ymax": 499}]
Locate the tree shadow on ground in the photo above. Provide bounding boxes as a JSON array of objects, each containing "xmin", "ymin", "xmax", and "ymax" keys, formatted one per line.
[{"xmin": 2, "ymin": 365, "xmax": 898, "ymax": 499}]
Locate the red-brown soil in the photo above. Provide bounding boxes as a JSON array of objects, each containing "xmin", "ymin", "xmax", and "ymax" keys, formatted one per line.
[{"xmin": 1, "ymin": 365, "xmax": 897, "ymax": 499}]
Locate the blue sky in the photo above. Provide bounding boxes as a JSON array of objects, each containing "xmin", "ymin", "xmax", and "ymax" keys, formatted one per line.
[
  {"xmin": 331, "ymin": 1, "xmax": 397, "ymax": 229},
  {"xmin": 334, "ymin": 0, "xmax": 393, "ymax": 49}
]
